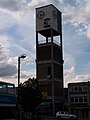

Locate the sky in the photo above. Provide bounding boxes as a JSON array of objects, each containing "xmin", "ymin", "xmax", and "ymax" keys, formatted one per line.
[{"xmin": 0, "ymin": 0, "xmax": 90, "ymax": 87}]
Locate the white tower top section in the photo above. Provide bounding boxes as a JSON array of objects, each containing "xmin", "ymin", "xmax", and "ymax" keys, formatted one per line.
[{"xmin": 36, "ymin": 4, "xmax": 62, "ymax": 36}]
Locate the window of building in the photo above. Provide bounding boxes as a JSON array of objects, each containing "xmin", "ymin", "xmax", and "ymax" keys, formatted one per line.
[
  {"xmin": 47, "ymin": 67, "xmax": 51, "ymax": 76},
  {"xmin": 89, "ymin": 86, "xmax": 90, "ymax": 91},
  {"xmin": 0, "ymin": 84, "xmax": 6, "ymax": 93},
  {"xmin": 82, "ymin": 86, "xmax": 87, "ymax": 91},
  {"xmin": 71, "ymin": 87, "xmax": 74, "ymax": 92},
  {"xmin": 83, "ymin": 96, "xmax": 88, "ymax": 103},
  {"xmin": 7, "ymin": 84, "xmax": 15, "ymax": 94},
  {"xmin": 79, "ymin": 96, "xmax": 83, "ymax": 103},
  {"xmin": 75, "ymin": 97, "xmax": 78, "ymax": 103},
  {"xmin": 79, "ymin": 86, "xmax": 82, "ymax": 92},
  {"xmin": 74, "ymin": 86, "xmax": 78, "ymax": 92},
  {"xmin": 70, "ymin": 97, "xmax": 74, "ymax": 103},
  {"xmin": 69, "ymin": 87, "xmax": 73, "ymax": 92}
]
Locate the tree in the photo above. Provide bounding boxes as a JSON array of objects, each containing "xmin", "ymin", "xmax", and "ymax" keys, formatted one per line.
[{"xmin": 18, "ymin": 78, "xmax": 42, "ymax": 116}]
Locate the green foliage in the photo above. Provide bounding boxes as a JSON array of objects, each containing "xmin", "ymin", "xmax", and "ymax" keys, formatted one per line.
[{"xmin": 18, "ymin": 78, "xmax": 42, "ymax": 114}]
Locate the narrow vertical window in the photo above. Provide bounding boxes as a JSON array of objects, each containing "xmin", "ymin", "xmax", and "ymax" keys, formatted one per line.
[
  {"xmin": 48, "ymin": 67, "xmax": 51, "ymax": 75},
  {"xmin": 47, "ymin": 67, "xmax": 51, "ymax": 79}
]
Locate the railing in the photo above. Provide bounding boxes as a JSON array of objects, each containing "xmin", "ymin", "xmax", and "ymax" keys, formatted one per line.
[{"xmin": 38, "ymin": 39, "xmax": 60, "ymax": 46}]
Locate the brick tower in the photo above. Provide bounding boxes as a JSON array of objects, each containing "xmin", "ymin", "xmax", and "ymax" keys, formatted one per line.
[{"xmin": 36, "ymin": 4, "xmax": 64, "ymax": 115}]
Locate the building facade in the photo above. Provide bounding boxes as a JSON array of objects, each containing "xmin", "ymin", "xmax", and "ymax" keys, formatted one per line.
[
  {"xmin": 0, "ymin": 81, "xmax": 16, "ymax": 119},
  {"xmin": 68, "ymin": 82, "xmax": 90, "ymax": 119},
  {"xmin": 36, "ymin": 4, "xmax": 64, "ymax": 115}
]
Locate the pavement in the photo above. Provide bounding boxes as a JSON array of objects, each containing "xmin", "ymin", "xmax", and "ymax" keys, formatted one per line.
[
  {"xmin": 39, "ymin": 115, "xmax": 57, "ymax": 120},
  {"xmin": 40, "ymin": 116, "xmax": 90, "ymax": 120}
]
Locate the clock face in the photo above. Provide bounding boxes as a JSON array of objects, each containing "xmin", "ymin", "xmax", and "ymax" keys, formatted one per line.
[
  {"xmin": 53, "ymin": 10, "xmax": 57, "ymax": 19},
  {"xmin": 37, "ymin": 11, "xmax": 45, "ymax": 19}
]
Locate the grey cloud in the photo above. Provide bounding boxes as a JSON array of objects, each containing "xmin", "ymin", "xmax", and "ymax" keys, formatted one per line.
[
  {"xmin": 0, "ymin": 44, "xmax": 17, "ymax": 77},
  {"xmin": 0, "ymin": 0, "xmax": 32, "ymax": 11},
  {"xmin": 0, "ymin": 0, "xmax": 19, "ymax": 11},
  {"xmin": 52, "ymin": 0, "xmax": 62, "ymax": 5},
  {"xmin": 0, "ymin": 45, "xmax": 8, "ymax": 62},
  {"xmin": 27, "ymin": 0, "xmax": 63, "ymax": 9},
  {"xmin": 0, "ymin": 63, "xmax": 17, "ymax": 77},
  {"xmin": 0, "ymin": 0, "xmax": 63, "ymax": 12}
]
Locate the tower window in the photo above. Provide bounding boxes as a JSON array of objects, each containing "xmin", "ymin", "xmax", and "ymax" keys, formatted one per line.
[
  {"xmin": 47, "ymin": 67, "xmax": 51, "ymax": 79},
  {"xmin": 48, "ymin": 67, "xmax": 51, "ymax": 75}
]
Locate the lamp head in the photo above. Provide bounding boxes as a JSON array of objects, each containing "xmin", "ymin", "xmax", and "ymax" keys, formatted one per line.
[{"xmin": 20, "ymin": 54, "xmax": 26, "ymax": 59}]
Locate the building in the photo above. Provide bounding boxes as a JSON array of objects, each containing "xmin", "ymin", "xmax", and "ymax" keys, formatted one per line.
[
  {"xmin": 63, "ymin": 88, "xmax": 68, "ymax": 111},
  {"xmin": 0, "ymin": 81, "xmax": 16, "ymax": 119},
  {"xmin": 68, "ymin": 81, "xmax": 90, "ymax": 119},
  {"xmin": 36, "ymin": 4, "xmax": 64, "ymax": 115}
]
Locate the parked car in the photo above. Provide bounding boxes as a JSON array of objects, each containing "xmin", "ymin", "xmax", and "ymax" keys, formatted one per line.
[{"xmin": 56, "ymin": 111, "xmax": 77, "ymax": 120}]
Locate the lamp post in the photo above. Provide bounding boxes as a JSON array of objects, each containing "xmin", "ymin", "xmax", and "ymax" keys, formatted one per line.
[
  {"xmin": 18, "ymin": 54, "xmax": 26, "ymax": 87},
  {"xmin": 17, "ymin": 54, "xmax": 26, "ymax": 120}
]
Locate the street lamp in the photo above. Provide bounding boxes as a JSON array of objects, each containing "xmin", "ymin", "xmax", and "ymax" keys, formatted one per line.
[
  {"xmin": 17, "ymin": 54, "xmax": 26, "ymax": 120},
  {"xmin": 18, "ymin": 54, "xmax": 26, "ymax": 87}
]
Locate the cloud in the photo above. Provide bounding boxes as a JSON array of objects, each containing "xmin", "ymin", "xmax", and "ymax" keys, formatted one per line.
[
  {"xmin": 86, "ymin": 25, "xmax": 90, "ymax": 38},
  {"xmin": 0, "ymin": 44, "xmax": 17, "ymax": 78},
  {"xmin": 0, "ymin": 35, "xmax": 11, "ymax": 64},
  {"xmin": 0, "ymin": 0, "xmax": 64, "ymax": 30},
  {"xmin": 0, "ymin": 34, "xmax": 15, "ymax": 58},
  {"xmin": 27, "ymin": 0, "xmax": 64, "ymax": 10},
  {"xmin": 64, "ymin": 67, "xmax": 90, "ymax": 87},
  {"xmin": 62, "ymin": 0, "xmax": 90, "ymax": 38},
  {"xmin": 64, "ymin": 53, "xmax": 75, "ymax": 68},
  {"xmin": 0, "ymin": 0, "xmax": 34, "ymax": 30},
  {"xmin": 0, "ymin": 45, "xmax": 17, "ymax": 78},
  {"xmin": 64, "ymin": 67, "xmax": 75, "ymax": 87},
  {"xmin": 64, "ymin": 67, "xmax": 75, "ymax": 80},
  {"xmin": 0, "ymin": 64, "xmax": 17, "ymax": 77},
  {"xmin": 0, "ymin": 0, "xmax": 19, "ymax": 11},
  {"xmin": 75, "ymin": 74, "xmax": 90, "ymax": 82},
  {"xmin": 0, "ymin": 29, "xmax": 35, "ymax": 81}
]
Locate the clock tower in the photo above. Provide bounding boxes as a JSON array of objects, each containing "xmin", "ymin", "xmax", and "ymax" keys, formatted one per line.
[{"xmin": 36, "ymin": 4, "xmax": 64, "ymax": 115}]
